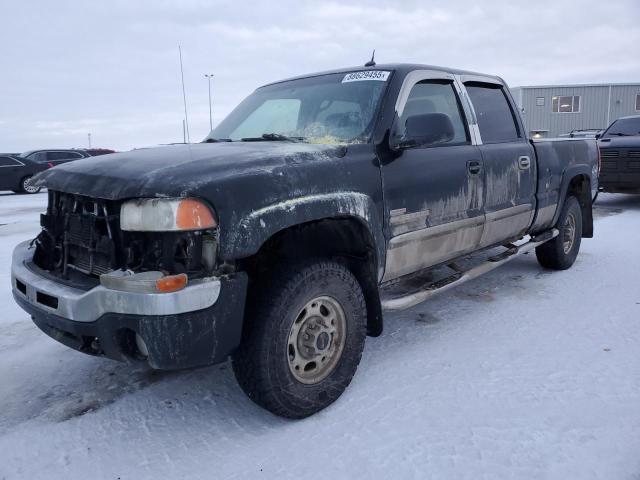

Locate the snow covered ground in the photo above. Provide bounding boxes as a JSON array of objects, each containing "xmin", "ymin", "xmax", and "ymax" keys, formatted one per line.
[{"xmin": 1, "ymin": 191, "xmax": 639, "ymax": 480}]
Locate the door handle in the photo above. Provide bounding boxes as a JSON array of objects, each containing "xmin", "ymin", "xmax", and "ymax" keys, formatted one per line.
[
  {"xmin": 518, "ymin": 156, "xmax": 531, "ymax": 170},
  {"xmin": 467, "ymin": 160, "xmax": 481, "ymax": 175}
]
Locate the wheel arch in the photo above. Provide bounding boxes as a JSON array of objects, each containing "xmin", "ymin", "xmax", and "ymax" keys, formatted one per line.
[
  {"xmin": 239, "ymin": 215, "xmax": 384, "ymax": 337},
  {"xmin": 218, "ymin": 192, "xmax": 385, "ymax": 267},
  {"xmin": 553, "ymin": 168, "xmax": 593, "ymax": 238}
]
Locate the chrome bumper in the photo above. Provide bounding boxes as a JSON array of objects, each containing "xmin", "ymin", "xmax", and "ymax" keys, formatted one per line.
[{"xmin": 11, "ymin": 240, "xmax": 221, "ymax": 323}]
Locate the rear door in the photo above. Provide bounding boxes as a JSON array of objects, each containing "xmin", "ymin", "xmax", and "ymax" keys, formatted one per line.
[
  {"xmin": 381, "ymin": 71, "xmax": 485, "ymax": 281},
  {"xmin": 463, "ymin": 79, "xmax": 536, "ymax": 247}
]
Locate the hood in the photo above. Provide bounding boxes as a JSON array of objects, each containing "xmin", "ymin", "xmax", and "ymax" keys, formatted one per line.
[
  {"xmin": 33, "ymin": 142, "xmax": 346, "ymax": 200},
  {"xmin": 598, "ymin": 136, "xmax": 640, "ymax": 149}
]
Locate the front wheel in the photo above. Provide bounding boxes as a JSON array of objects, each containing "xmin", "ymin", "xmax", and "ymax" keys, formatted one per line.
[
  {"xmin": 20, "ymin": 176, "xmax": 41, "ymax": 194},
  {"xmin": 232, "ymin": 260, "xmax": 367, "ymax": 419},
  {"xmin": 536, "ymin": 195, "xmax": 582, "ymax": 270}
]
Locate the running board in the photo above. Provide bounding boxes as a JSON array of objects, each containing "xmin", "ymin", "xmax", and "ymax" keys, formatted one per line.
[{"xmin": 381, "ymin": 229, "xmax": 559, "ymax": 311}]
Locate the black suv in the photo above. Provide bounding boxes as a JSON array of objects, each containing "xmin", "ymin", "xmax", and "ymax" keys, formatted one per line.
[
  {"xmin": 598, "ymin": 115, "xmax": 640, "ymax": 193},
  {"xmin": 84, "ymin": 148, "xmax": 116, "ymax": 156}
]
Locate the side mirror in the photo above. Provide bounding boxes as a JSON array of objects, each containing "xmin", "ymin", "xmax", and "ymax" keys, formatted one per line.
[
  {"xmin": 392, "ymin": 112, "xmax": 455, "ymax": 149},
  {"xmin": 595, "ymin": 133, "xmax": 601, "ymax": 139}
]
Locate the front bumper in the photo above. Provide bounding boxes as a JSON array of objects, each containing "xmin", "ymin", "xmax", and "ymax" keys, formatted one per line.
[
  {"xmin": 598, "ymin": 175, "xmax": 640, "ymax": 194},
  {"xmin": 11, "ymin": 240, "xmax": 248, "ymax": 369}
]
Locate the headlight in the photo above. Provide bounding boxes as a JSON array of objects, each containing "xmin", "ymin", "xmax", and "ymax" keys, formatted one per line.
[{"xmin": 120, "ymin": 198, "xmax": 217, "ymax": 232}]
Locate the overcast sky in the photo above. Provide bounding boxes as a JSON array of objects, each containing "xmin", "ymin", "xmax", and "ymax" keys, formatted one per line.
[{"xmin": 1, "ymin": 0, "xmax": 638, "ymax": 152}]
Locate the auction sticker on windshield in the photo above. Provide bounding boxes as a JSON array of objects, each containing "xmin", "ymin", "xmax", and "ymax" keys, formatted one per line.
[{"xmin": 342, "ymin": 71, "xmax": 390, "ymax": 83}]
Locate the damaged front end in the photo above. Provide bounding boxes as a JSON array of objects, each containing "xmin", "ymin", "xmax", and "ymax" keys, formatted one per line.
[
  {"xmin": 13, "ymin": 190, "xmax": 248, "ymax": 369},
  {"xmin": 32, "ymin": 191, "xmax": 220, "ymax": 288}
]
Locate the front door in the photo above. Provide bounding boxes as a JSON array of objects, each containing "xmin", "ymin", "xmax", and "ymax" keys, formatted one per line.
[{"xmin": 381, "ymin": 73, "xmax": 485, "ymax": 281}]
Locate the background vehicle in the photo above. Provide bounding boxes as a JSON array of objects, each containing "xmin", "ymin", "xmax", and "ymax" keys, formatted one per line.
[
  {"xmin": 19, "ymin": 149, "xmax": 90, "ymax": 166},
  {"xmin": 559, "ymin": 129, "xmax": 603, "ymax": 139},
  {"xmin": 84, "ymin": 148, "xmax": 116, "ymax": 156},
  {"xmin": 597, "ymin": 115, "xmax": 640, "ymax": 193},
  {"xmin": 0, "ymin": 154, "xmax": 50, "ymax": 194},
  {"xmin": 12, "ymin": 63, "xmax": 599, "ymax": 419}
]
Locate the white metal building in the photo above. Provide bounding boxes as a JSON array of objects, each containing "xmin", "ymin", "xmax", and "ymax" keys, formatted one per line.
[{"xmin": 511, "ymin": 83, "xmax": 640, "ymax": 138}]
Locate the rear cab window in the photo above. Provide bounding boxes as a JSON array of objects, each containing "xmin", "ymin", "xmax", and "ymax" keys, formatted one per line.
[{"xmin": 465, "ymin": 82, "xmax": 521, "ymax": 143}]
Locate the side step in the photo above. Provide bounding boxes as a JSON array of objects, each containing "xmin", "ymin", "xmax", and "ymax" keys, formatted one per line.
[{"xmin": 381, "ymin": 229, "xmax": 559, "ymax": 311}]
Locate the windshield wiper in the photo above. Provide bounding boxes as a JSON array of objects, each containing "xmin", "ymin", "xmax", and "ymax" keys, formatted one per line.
[
  {"xmin": 241, "ymin": 133, "xmax": 305, "ymax": 143},
  {"xmin": 204, "ymin": 138, "xmax": 232, "ymax": 143}
]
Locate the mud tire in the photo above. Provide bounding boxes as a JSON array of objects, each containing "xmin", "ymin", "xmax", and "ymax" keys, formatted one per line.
[{"xmin": 232, "ymin": 260, "xmax": 367, "ymax": 419}]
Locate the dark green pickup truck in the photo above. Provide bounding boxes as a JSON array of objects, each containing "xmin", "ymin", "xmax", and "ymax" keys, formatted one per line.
[{"xmin": 12, "ymin": 63, "xmax": 598, "ymax": 418}]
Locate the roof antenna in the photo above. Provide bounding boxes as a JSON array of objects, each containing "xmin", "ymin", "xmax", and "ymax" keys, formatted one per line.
[{"xmin": 364, "ymin": 49, "xmax": 376, "ymax": 67}]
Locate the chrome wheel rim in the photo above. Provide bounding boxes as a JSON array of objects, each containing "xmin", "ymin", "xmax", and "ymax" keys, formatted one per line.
[
  {"xmin": 287, "ymin": 295, "xmax": 346, "ymax": 384},
  {"xmin": 563, "ymin": 212, "xmax": 576, "ymax": 254},
  {"xmin": 23, "ymin": 177, "xmax": 38, "ymax": 193}
]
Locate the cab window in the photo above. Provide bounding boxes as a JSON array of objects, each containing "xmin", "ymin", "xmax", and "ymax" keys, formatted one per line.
[
  {"xmin": 465, "ymin": 82, "xmax": 521, "ymax": 143},
  {"xmin": 399, "ymin": 80, "xmax": 469, "ymax": 145}
]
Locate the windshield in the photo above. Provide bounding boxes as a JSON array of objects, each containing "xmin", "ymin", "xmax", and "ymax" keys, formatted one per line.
[
  {"xmin": 205, "ymin": 71, "xmax": 390, "ymax": 144},
  {"xmin": 603, "ymin": 117, "xmax": 640, "ymax": 137},
  {"xmin": 20, "ymin": 151, "xmax": 47, "ymax": 162}
]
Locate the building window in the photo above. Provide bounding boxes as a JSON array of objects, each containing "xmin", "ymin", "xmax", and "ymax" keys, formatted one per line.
[
  {"xmin": 536, "ymin": 97, "xmax": 545, "ymax": 106},
  {"xmin": 552, "ymin": 95, "xmax": 580, "ymax": 113},
  {"xmin": 636, "ymin": 94, "xmax": 640, "ymax": 111}
]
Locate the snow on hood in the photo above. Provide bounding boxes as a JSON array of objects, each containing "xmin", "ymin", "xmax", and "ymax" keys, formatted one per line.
[{"xmin": 32, "ymin": 142, "xmax": 346, "ymax": 200}]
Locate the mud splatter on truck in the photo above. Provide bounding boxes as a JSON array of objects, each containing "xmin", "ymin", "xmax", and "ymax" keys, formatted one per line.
[{"xmin": 13, "ymin": 63, "xmax": 598, "ymax": 418}]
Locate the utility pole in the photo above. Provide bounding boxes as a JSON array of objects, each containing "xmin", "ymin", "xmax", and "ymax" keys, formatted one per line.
[
  {"xmin": 87, "ymin": 133, "xmax": 92, "ymax": 148},
  {"xmin": 205, "ymin": 73, "xmax": 214, "ymax": 130},
  {"xmin": 178, "ymin": 45, "xmax": 191, "ymax": 143}
]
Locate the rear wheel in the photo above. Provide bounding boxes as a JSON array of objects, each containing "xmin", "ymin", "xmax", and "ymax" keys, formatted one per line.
[
  {"xmin": 232, "ymin": 260, "xmax": 367, "ymax": 418},
  {"xmin": 536, "ymin": 196, "xmax": 582, "ymax": 270},
  {"xmin": 20, "ymin": 176, "xmax": 41, "ymax": 194}
]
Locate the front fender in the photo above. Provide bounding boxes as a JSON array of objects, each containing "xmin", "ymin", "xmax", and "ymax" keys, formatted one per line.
[{"xmin": 219, "ymin": 192, "xmax": 386, "ymax": 278}]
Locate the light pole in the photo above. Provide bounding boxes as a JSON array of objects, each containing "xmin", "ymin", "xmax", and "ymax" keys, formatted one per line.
[
  {"xmin": 178, "ymin": 45, "xmax": 190, "ymax": 143},
  {"xmin": 205, "ymin": 74, "xmax": 214, "ymax": 130}
]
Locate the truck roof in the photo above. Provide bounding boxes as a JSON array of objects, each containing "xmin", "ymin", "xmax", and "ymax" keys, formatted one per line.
[{"xmin": 261, "ymin": 63, "xmax": 503, "ymax": 88}]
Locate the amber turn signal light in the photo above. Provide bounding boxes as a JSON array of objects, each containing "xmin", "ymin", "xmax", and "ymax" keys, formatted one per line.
[
  {"xmin": 176, "ymin": 199, "xmax": 217, "ymax": 230},
  {"xmin": 155, "ymin": 273, "xmax": 188, "ymax": 293}
]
